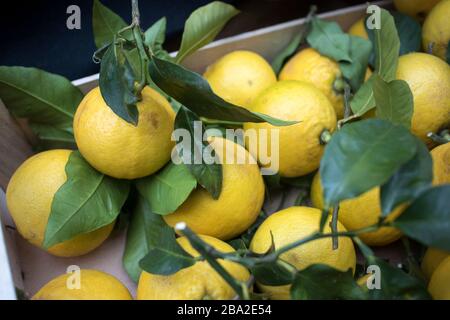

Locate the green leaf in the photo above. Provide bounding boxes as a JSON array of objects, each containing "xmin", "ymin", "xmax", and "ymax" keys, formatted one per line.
[
  {"xmin": 92, "ymin": 0, "xmax": 127, "ymax": 49},
  {"xmin": 99, "ymin": 42, "xmax": 139, "ymax": 125},
  {"xmin": 365, "ymin": 256, "xmax": 430, "ymax": 299},
  {"xmin": 320, "ymin": 119, "xmax": 416, "ymax": 208},
  {"xmin": 339, "ymin": 35, "xmax": 372, "ymax": 91},
  {"xmin": 144, "ymin": 17, "xmax": 171, "ymax": 60},
  {"xmin": 175, "ymin": 1, "xmax": 239, "ymax": 63},
  {"xmin": 175, "ymin": 106, "xmax": 222, "ymax": 199},
  {"xmin": 139, "ymin": 210, "xmax": 196, "ymax": 276},
  {"xmin": 393, "ymin": 185, "xmax": 450, "ymax": 251},
  {"xmin": 380, "ymin": 138, "xmax": 432, "ymax": 216},
  {"xmin": 136, "ymin": 162, "xmax": 197, "ymax": 215},
  {"xmin": 392, "ymin": 12, "xmax": 422, "ymax": 56},
  {"xmin": 251, "ymin": 260, "xmax": 295, "ymax": 286},
  {"xmin": 373, "ymin": 75, "xmax": 413, "ymax": 128},
  {"xmin": 43, "ymin": 151, "xmax": 130, "ymax": 248},
  {"xmin": 123, "ymin": 195, "xmax": 150, "ymax": 282},
  {"xmin": 290, "ymin": 264, "xmax": 366, "ymax": 300},
  {"xmin": 0, "ymin": 66, "xmax": 82, "ymax": 148},
  {"xmin": 148, "ymin": 55, "xmax": 295, "ymax": 126}
]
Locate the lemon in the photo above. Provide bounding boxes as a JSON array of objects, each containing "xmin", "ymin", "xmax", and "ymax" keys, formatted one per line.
[
  {"xmin": 137, "ymin": 235, "xmax": 250, "ymax": 300},
  {"xmin": 6, "ymin": 150, "xmax": 114, "ymax": 257},
  {"xmin": 164, "ymin": 137, "xmax": 264, "ymax": 240},
  {"xmin": 73, "ymin": 86, "xmax": 175, "ymax": 179},
  {"xmin": 279, "ymin": 48, "xmax": 371, "ymax": 119},
  {"xmin": 428, "ymin": 256, "xmax": 450, "ymax": 299},
  {"xmin": 203, "ymin": 50, "xmax": 276, "ymax": 108},
  {"xmin": 243, "ymin": 80, "xmax": 336, "ymax": 177},
  {"xmin": 311, "ymin": 173, "xmax": 403, "ymax": 246},
  {"xmin": 250, "ymin": 206, "xmax": 356, "ymax": 300},
  {"xmin": 423, "ymin": 0, "xmax": 450, "ymax": 60},
  {"xmin": 32, "ymin": 269, "xmax": 132, "ymax": 300},
  {"xmin": 348, "ymin": 18, "xmax": 368, "ymax": 39},
  {"xmin": 396, "ymin": 53, "xmax": 450, "ymax": 146},
  {"xmin": 394, "ymin": 0, "xmax": 442, "ymax": 20},
  {"xmin": 422, "ymin": 247, "xmax": 450, "ymax": 280},
  {"xmin": 431, "ymin": 143, "xmax": 450, "ymax": 185}
]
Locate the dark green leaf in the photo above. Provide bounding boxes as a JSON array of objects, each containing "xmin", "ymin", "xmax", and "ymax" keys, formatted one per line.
[
  {"xmin": 175, "ymin": 1, "xmax": 239, "ymax": 63},
  {"xmin": 320, "ymin": 119, "xmax": 416, "ymax": 208},
  {"xmin": 0, "ymin": 66, "xmax": 82, "ymax": 148},
  {"xmin": 290, "ymin": 264, "xmax": 366, "ymax": 300},
  {"xmin": 251, "ymin": 260, "xmax": 295, "ymax": 286},
  {"xmin": 365, "ymin": 256, "xmax": 430, "ymax": 300},
  {"xmin": 339, "ymin": 35, "xmax": 372, "ymax": 91},
  {"xmin": 144, "ymin": 17, "xmax": 171, "ymax": 60},
  {"xmin": 393, "ymin": 185, "xmax": 450, "ymax": 251},
  {"xmin": 392, "ymin": 12, "xmax": 422, "ymax": 56},
  {"xmin": 92, "ymin": 0, "xmax": 127, "ymax": 49},
  {"xmin": 43, "ymin": 151, "xmax": 130, "ymax": 248},
  {"xmin": 123, "ymin": 195, "xmax": 150, "ymax": 282},
  {"xmin": 136, "ymin": 162, "xmax": 197, "ymax": 215},
  {"xmin": 99, "ymin": 42, "xmax": 138, "ymax": 125},
  {"xmin": 148, "ymin": 55, "xmax": 296, "ymax": 126},
  {"xmin": 228, "ymin": 239, "xmax": 247, "ymax": 251},
  {"xmin": 380, "ymin": 138, "xmax": 432, "ymax": 216},
  {"xmin": 373, "ymin": 75, "xmax": 413, "ymax": 128},
  {"xmin": 139, "ymin": 209, "xmax": 196, "ymax": 275},
  {"xmin": 175, "ymin": 106, "xmax": 222, "ymax": 199}
]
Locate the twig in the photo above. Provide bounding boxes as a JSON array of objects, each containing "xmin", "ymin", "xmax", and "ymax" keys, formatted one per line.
[{"xmin": 330, "ymin": 205, "xmax": 339, "ymax": 250}]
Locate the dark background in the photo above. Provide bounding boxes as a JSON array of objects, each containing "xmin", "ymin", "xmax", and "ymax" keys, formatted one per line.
[{"xmin": 0, "ymin": 0, "xmax": 366, "ymax": 80}]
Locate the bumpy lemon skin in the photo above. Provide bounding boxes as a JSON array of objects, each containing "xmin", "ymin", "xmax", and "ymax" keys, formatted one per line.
[
  {"xmin": 394, "ymin": 0, "xmax": 442, "ymax": 20},
  {"xmin": 311, "ymin": 173, "xmax": 403, "ymax": 246},
  {"xmin": 137, "ymin": 235, "xmax": 250, "ymax": 300},
  {"xmin": 428, "ymin": 256, "xmax": 450, "ymax": 299},
  {"xmin": 348, "ymin": 17, "xmax": 369, "ymax": 39},
  {"xmin": 396, "ymin": 53, "xmax": 450, "ymax": 147},
  {"xmin": 6, "ymin": 150, "xmax": 114, "ymax": 257},
  {"xmin": 164, "ymin": 137, "xmax": 265, "ymax": 240},
  {"xmin": 423, "ymin": 0, "xmax": 450, "ymax": 60},
  {"xmin": 74, "ymin": 86, "xmax": 175, "ymax": 179},
  {"xmin": 250, "ymin": 206, "xmax": 356, "ymax": 300},
  {"xmin": 431, "ymin": 143, "xmax": 450, "ymax": 185},
  {"xmin": 243, "ymin": 80, "xmax": 336, "ymax": 177},
  {"xmin": 32, "ymin": 270, "xmax": 132, "ymax": 300},
  {"xmin": 422, "ymin": 247, "xmax": 450, "ymax": 280},
  {"xmin": 204, "ymin": 50, "xmax": 277, "ymax": 109}
]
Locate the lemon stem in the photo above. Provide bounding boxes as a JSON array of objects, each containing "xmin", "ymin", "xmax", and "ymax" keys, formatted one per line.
[
  {"xmin": 320, "ymin": 129, "xmax": 332, "ymax": 144},
  {"xmin": 427, "ymin": 131, "xmax": 450, "ymax": 145}
]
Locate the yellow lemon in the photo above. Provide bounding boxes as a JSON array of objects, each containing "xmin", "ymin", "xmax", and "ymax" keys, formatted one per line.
[
  {"xmin": 279, "ymin": 48, "xmax": 371, "ymax": 118},
  {"xmin": 348, "ymin": 17, "xmax": 368, "ymax": 39},
  {"xmin": 6, "ymin": 150, "xmax": 114, "ymax": 257},
  {"xmin": 396, "ymin": 53, "xmax": 450, "ymax": 146},
  {"xmin": 203, "ymin": 50, "xmax": 277, "ymax": 108},
  {"xmin": 243, "ymin": 80, "xmax": 336, "ymax": 177},
  {"xmin": 431, "ymin": 142, "xmax": 450, "ymax": 185},
  {"xmin": 394, "ymin": 0, "xmax": 442, "ymax": 20},
  {"xmin": 250, "ymin": 206, "xmax": 356, "ymax": 300},
  {"xmin": 73, "ymin": 86, "xmax": 175, "ymax": 179},
  {"xmin": 164, "ymin": 137, "xmax": 265, "ymax": 240},
  {"xmin": 137, "ymin": 235, "xmax": 250, "ymax": 300},
  {"xmin": 428, "ymin": 256, "xmax": 450, "ymax": 299},
  {"xmin": 423, "ymin": 0, "xmax": 450, "ymax": 60},
  {"xmin": 311, "ymin": 173, "xmax": 403, "ymax": 246},
  {"xmin": 32, "ymin": 269, "xmax": 132, "ymax": 300},
  {"xmin": 422, "ymin": 247, "xmax": 450, "ymax": 280}
]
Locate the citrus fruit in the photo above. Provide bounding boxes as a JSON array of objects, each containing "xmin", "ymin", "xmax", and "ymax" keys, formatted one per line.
[
  {"xmin": 73, "ymin": 86, "xmax": 175, "ymax": 179},
  {"xmin": 250, "ymin": 206, "xmax": 356, "ymax": 300},
  {"xmin": 422, "ymin": 247, "xmax": 450, "ymax": 280},
  {"xmin": 431, "ymin": 142, "xmax": 450, "ymax": 185},
  {"xmin": 348, "ymin": 17, "xmax": 368, "ymax": 39},
  {"xmin": 32, "ymin": 269, "xmax": 132, "ymax": 300},
  {"xmin": 422, "ymin": 0, "xmax": 450, "ymax": 60},
  {"xmin": 203, "ymin": 50, "xmax": 276, "ymax": 108},
  {"xmin": 164, "ymin": 137, "xmax": 265, "ymax": 240},
  {"xmin": 393, "ymin": 0, "xmax": 442, "ymax": 20},
  {"xmin": 137, "ymin": 235, "xmax": 250, "ymax": 300},
  {"xmin": 243, "ymin": 80, "xmax": 336, "ymax": 177},
  {"xmin": 428, "ymin": 256, "xmax": 450, "ymax": 299},
  {"xmin": 6, "ymin": 150, "xmax": 114, "ymax": 257},
  {"xmin": 279, "ymin": 48, "xmax": 371, "ymax": 118},
  {"xmin": 311, "ymin": 173, "xmax": 403, "ymax": 246},
  {"xmin": 396, "ymin": 53, "xmax": 450, "ymax": 146}
]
